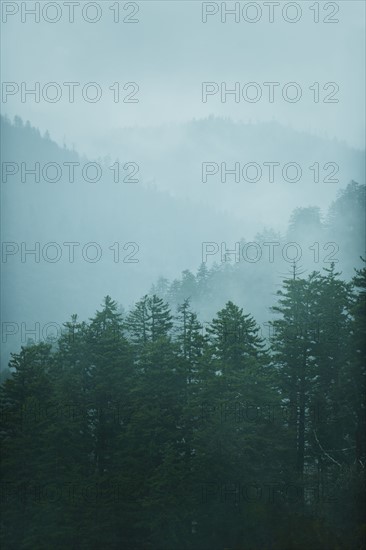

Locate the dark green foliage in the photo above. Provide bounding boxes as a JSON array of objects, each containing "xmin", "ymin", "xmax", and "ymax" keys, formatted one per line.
[{"xmin": 1, "ymin": 271, "xmax": 365, "ymax": 549}]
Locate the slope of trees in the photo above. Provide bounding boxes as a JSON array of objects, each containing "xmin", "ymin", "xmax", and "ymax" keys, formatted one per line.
[
  {"xmin": 148, "ymin": 181, "xmax": 366, "ymax": 326},
  {"xmin": 1, "ymin": 265, "xmax": 365, "ymax": 549},
  {"xmin": 2, "ymin": 113, "xmax": 365, "ymax": 374}
]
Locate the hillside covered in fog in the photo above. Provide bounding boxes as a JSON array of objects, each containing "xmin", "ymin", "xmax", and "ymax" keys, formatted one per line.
[{"xmin": 1, "ymin": 115, "xmax": 365, "ymax": 368}]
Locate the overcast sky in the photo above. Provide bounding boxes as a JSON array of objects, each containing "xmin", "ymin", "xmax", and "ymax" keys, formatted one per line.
[{"xmin": 1, "ymin": 1, "xmax": 365, "ymax": 156}]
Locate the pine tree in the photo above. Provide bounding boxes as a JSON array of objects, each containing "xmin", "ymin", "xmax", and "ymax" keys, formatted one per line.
[
  {"xmin": 350, "ymin": 261, "xmax": 366, "ymax": 469},
  {"xmin": 207, "ymin": 301, "xmax": 266, "ymax": 370},
  {"xmin": 270, "ymin": 272, "xmax": 321, "ymax": 482},
  {"xmin": 84, "ymin": 296, "xmax": 133, "ymax": 476},
  {"xmin": 196, "ymin": 262, "xmax": 209, "ymax": 298},
  {"xmin": 189, "ymin": 302, "xmax": 285, "ymax": 548},
  {"xmin": 270, "ymin": 266, "xmax": 355, "ymax": 521},
  {"xmin": 0, "ymin": 343, "xmax": 55, "ymax": 548}
]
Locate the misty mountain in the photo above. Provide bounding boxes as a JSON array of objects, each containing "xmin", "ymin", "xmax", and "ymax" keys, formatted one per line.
[
  {"xmin": 94, "ymin": 116, "xmax": 365, "ymax": 230},
  {"xmin": 1, "ymin": 115, "xmax": 364, "ymax": 368}
]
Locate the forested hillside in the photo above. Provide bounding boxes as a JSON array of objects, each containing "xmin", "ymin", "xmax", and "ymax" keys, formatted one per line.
[
  {"xmin": 2, "ymin": 2, "xmax": 365, "ymax": 548},
  {"xmin": 1, "ymin": 262, "xmax": 365, "ymax": 549},
  {"xmin": 1, "ymin": 116, "xmax": 365, "ymax": 371}
]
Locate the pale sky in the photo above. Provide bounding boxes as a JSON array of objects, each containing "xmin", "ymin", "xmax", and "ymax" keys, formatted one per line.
[{"xmin": 1, "ymin": 0, "xmax": 365, "ymax": 155}]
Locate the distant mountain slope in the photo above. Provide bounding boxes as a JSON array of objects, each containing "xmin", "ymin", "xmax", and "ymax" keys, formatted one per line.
[
  {"xmin": 1, "ymin": 115, "xmax": 365, "ymax": 369},
  {"xmin": 94, "ymin": 116, "xmax": 365, "ymax": 229},
  {"xmin": 0, "ymin": 116, "xmax": 243, "ymax": 365}
]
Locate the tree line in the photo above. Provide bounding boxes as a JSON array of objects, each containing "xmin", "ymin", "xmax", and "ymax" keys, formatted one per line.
[{"xmin": 1, "ymin": 263, "xmax": 365, "ymax": 549}]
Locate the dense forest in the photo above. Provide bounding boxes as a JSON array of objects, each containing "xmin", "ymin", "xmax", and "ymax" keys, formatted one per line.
[
  {"xmin": 1, "ymin": 259, "xmax": 365, "ymax": 549},
  {"xmin": 1, "ymin": 116, "xmax": 366, "ymax": 549},
  {"xmin": 2, "ymin": 2, "xmax": 365, "ymax": 547}
]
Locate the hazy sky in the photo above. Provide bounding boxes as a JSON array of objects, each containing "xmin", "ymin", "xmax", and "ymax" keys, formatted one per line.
[{"xmin": 1, "ymin": 1, "xmax": 365, "ymax": 155}]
